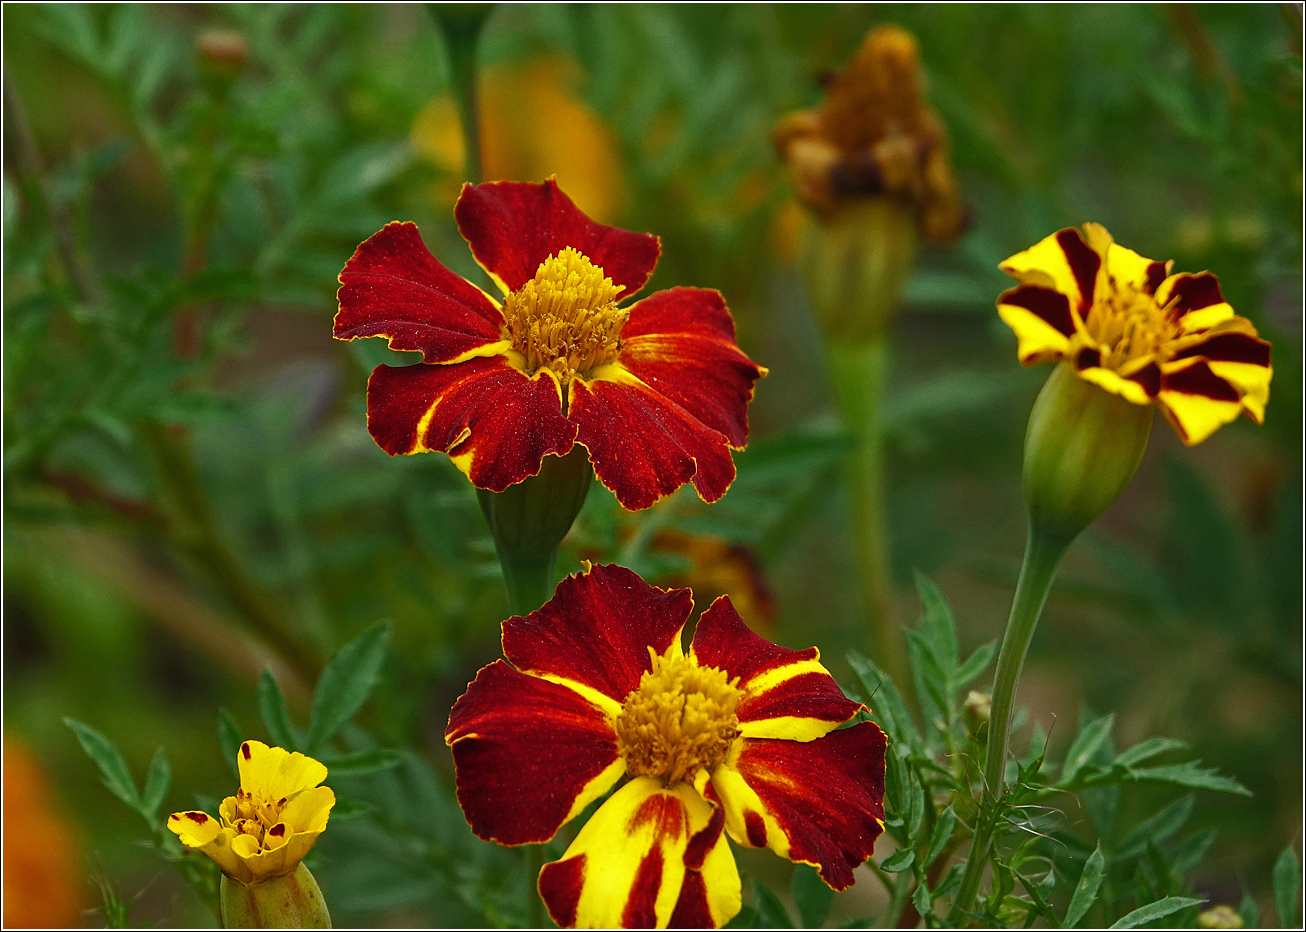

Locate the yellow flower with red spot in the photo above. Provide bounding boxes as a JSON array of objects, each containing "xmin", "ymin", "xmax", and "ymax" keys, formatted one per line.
[
  {"xmin": 445, "ymin": 564, "xmax": 886, "ymax": 929},
  {"xmin": 168, "ymin": 741, "xmax": 335, "ymax": 885},
  {"xmin": 998, "ymin": 223, "xmax": 1273, "ymax": 445},
  {"xmin": 334, "ymin": 179, "xmax": 767, "ymax": 511}
]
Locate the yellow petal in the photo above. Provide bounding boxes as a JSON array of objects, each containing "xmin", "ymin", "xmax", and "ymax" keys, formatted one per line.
[
  {"xmin": 708, "ymin": 763, "xmax": 790, "ymax": 860},
  {"xmin": 237, "ymin": 740, "xmax": 328, "ymax": 801},
  {"xmin": 169, "ymin": 813, "xmax": 253, "ymax": 884},
  {"xmin": 1075, "ymin": 366, "xmax": 1153, "ymax": 406},
  {"xmin": 278, "ymin": 786, "xmax": 335, "ymax": 836},
  {"xmin": 999, "ymin": 226, "xmax": 1104, "ymax": 313}
]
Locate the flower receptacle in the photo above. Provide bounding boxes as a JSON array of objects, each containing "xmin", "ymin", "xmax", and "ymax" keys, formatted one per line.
[
  {"xmin": 220, "ymin": 863, "xmax": 331, "ymax": 929},
  {"xmin": 1023, "ymin": 361, "xmax": 1154, "ymax": 542}
]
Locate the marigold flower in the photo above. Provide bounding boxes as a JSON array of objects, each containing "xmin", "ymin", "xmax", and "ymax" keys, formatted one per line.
[
  {"xmin": 445, "ymin": 563, "xmax": 886, "ymax": 929},
  {"xmin": 168, "ymin": 740, "xmax": 335, "ymax": 886},
  {"xmin": 334, "ymin": 180, "xmax": 767, "ymax": 511},
  {"xmin": 772, "ymin": 25, "xmax": 965, "ymax": 242},
  {"xmin": 998, "ymin": 223, "xmax": 1272, "ymax": 446}
]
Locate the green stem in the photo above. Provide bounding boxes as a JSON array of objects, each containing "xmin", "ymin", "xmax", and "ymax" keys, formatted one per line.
[
  {"xmin": 829, "ymin": 341, "xmax": 913, "ymax": 702},
  {"xmin": 946, "ymin": 524, "xmax": 1070, "ymax": 926},
  {"xmin": 427, "ymin": 3, "xmax": 493, "ymax": 185},
  {"xmin": 883, "ymin": 871, "xmax": 913, "ymax": 929}
]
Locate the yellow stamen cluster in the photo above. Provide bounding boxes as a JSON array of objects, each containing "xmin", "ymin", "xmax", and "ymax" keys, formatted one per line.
[
  {"xmin": 1086, "ymin": 280, "xmax": 1178, "ymax": 369},
  {"xmin": 229, "ymin": 787, "xmax": 288, "ymax": 849},
  {"xmin": 614, "ymin": 649, "xmax": 742, "ymax": 786},
  {"xmin": 503, "ymin": 247, "xmax": 628, "ymax": 382}
]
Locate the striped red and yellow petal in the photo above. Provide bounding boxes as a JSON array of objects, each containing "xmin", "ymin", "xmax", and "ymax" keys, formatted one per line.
[
  {"xmin": 1156, "ymin": 272, "xmax": 1236, "ymax": 333},
  {"xmin": 445, "ymin": 660, "xmax": 624, "ymax": 845},
  {"xmin": 167, "ymin": 812, "xmax": 251, "ymax": 883},
  {"xmin": 1156, "ymin": 357, "xmax": 1249, "ymax": 445},
  {"xmin": 667, "ymin": 806, "xmax": 742, "ymax": 929},
  {"xmin": 569, "ymin": 371, "xmax": 737, "ymax": 512},
  {"xmin": 502, "ymin": 564, "xmax": 691, "ymax": 713},
  {"xmin": 365, "ymin": 356, "xmax": 578, "ymax": 491},
  {"xmin": 618, "ymin": 287, "xmax": 767, "ymax": 449},
  {"xmin": 996, "ymin": 284, "xmax": 1077, "ymax": 365},
  {"xmin": 1166, "ymin": 318, "xmax": 1272, "ymax": 423},
  {"xmin": 537, "ymin": 777, "xmax": 717, "ymax": 929},
  {"xmin": 690, "ymin": 597, "xmax": 861, "ymax": 742},
  {"xmin": 334, "ymin": 221, "xmax": 508, "ymax": 363},
  {"xmin": 236, "ymin": 741, "xmax": 327, "ymax": 801},
  {"xmin": 998, "ymin": 225, "xmax": 1104, "ymax": 315},
  {"xmin": 1102, "ymin": 238, "xmax": 1170, "ymax": 296},
  {"xmin": 1070, "ymin": 350, "xmax": 1156, "ymax": 406},
  {"xmin": 708, "ymin": 723, "xmax": 887, "ymax": 890},
  {"xmin": 454, "ymin": 179, "xmax": 660, "ymax": 299}
]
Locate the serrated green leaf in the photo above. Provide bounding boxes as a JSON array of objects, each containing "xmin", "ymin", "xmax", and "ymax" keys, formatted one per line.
[
  {"xmin": 65, "ymin": 718, "xmax": 140, "ymax": 809},
  {"xmin": 1237, "ymin": 891, "xmax": 1260, "ymax": 928},
  {"xmin": 790, "ymin": 863, "xmax": 833, "ymax": 928},
  {"xmin": 1065, "ymin": 844, "xmax": 1105, "ymax": 928},
  {"xmin": 848, "ymin": 652, "xmax": 918, "ymax": 749},
  {"xmin": 1060, "ymin": 712, "xmax": 1115, "ymax": 786},
  {"xmin": 955, "ymin": 640, "xmax": 998, "ymax": 689},
  {"xmin": 751, "ymin": 880, "xmax": 793, "ymax": 928},
  {"xmin": 1108, "ymin": 896, "xmax": 1203, "ymax": 928},
  {"xmin": 258, "ymin": 668, "xmax": 301, "ymax": 750},
  {"xmin": 912, "ymin": 571, "xmax": 959, "ymax": 670},
  {"xmin": 881, "ymin": 849, "xmax": 915, "ymax": 872},
  {"xmin": 1114, "ymin": 737, "xmax": 1188, "ymax": 769},
  {"xmin": 1273, "ymin": 845, "xmax": 1301, "ymax": 929},
  {"xmin": 925, "ymin": 806, "xmax": 956, "ymax": 868},
  {"xmin": 322, "ymin": 748, "xmax": 404, "ymax": 777},
  {"xmin": 217, "ymin": 709, "xmax": 243, "ymax": 777},
  {"xmin": 1129, "ymin": 762, "xmax": 1251, "ymax": 796},
  {"xmin": 1117, "ymin": 795, "xmax": 1194, "ymax": 862},
  {"xmin": 1013, "ymin": 868, "xmax": 1059, "ymax": 925},
  {"xmin": 140, "ymin": 746, "xmax": 170, "ymax": 822},
  {"xmin": 305, "ymin": 621, "xmax": 391, "ymax": 754},
  {"xmin": 904, "ymin": 628, "xmax": 951, "ymax": 728}
]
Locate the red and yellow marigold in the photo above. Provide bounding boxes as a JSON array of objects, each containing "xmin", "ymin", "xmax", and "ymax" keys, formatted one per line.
[
  {"xmin": 333, "ymin": 179, "xmax": 767, "ymax": 511},
  {"xmin": 998, "ymin": 223, "xmax": 1272, "ymax": 445},
  {"xmin": 445, "ymin": 563, "xmax": 886, "ymax": 929}
]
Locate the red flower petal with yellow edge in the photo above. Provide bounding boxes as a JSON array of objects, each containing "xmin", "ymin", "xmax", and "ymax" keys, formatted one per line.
[
  {"xmin": 443, "ymin": 563, "xmax": 885, "ymax": 929},
  {"xmin": 335, "ymin": 180, "xmax": 766, "ymax": 509},
  {"xmin": 997, "ymin": 223, "xmax": 1272, "ymax": 445}
]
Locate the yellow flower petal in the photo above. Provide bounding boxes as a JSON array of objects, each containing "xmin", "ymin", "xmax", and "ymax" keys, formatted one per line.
[
  {"xmin": 169, "ymin": 813, "xmax": 253, "ymax": 884},
  {"xmin": 237, "ymin": 741, "xmax": 328, "ymax": 801},
  {"xmin": 277, "ymin": 786, "xmax": 335, "ymax": 836},
  {"xmin": 1075, "ymin": 365, "xmax": 1153, "ymax": 406},
  {"xmin": 707, "ymin": 762, "xmax": 790, "ymax": 860}
]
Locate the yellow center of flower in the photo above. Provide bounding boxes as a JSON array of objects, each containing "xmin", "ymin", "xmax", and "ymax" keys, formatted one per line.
[
  {"xmin": 1086, "ymin": 279, "xmax": 1180, "ymax": 369},
  {"xmin": 229, "ymin": 788, "xmax": 288, "ymax": 849},
  {"xmin": 614, "ymin": 649, "xmax": 743, "ymax": 786},
  {"xmin": 502, "ymin": 247, "xmax": 629, "ymax": 381}
]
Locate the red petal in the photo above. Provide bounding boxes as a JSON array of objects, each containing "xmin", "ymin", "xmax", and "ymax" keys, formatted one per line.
[
  {"xmin": 454, "ymin": 179, "xmax": 660, "ymax": 298},
  {"xmin": 366, "ymin": 357, "xmax": 576, "ymax": 490},
  {"xmin": 445, "ymin": 660, "xmax": 622, "ymax": 845},
  {"xmin": 503, "ymin": 564, "xmax": 691, "ymax": 707},
  {"xmin": 733, "ymin": 724, "xmax": 887, "ymax": 890},
  {"xmin": 620, "ymin": 289, "xmax": 765, "ymax": 448},
  {"xmin": 334, "ymin": 222, "xmax": 505, "ymax": 362},
  {"xmin": 570, "ymin": 377, "xmax": 736, "ymax": 511}
]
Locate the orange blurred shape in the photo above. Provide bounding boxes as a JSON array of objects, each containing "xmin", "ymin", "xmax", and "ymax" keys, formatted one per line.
[
  {"xmin": 3, "ymin": 735, "xmax": 84, "ymax": 929},
  {"xmin": 411, "ymin": 57, "xmax": 625, "ymax": 223},
  {"xmin": 651, "ymin": 530, "xmax": 776, "ymax": 634}
]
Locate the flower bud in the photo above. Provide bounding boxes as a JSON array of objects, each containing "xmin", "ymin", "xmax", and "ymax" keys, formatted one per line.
[
  {"xmin": 963, "ymin": 690, "xmax": 992, "ymax": 736},
  {"xmin": 220, "ymin": 863, "xmax": 331, "ymax": 929},
  {"xmin": 1023, "ymin": 361, "xmax": 1154, "ymax": 542},
  {"xmin": 1197, "ymin": 905, "xmax": 1244, "ymax": 929}
]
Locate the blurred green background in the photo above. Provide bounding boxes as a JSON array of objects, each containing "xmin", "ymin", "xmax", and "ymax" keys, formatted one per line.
[{"xmin": 3, "ymin": 3, "xmax": 1300, "ymax": 927}]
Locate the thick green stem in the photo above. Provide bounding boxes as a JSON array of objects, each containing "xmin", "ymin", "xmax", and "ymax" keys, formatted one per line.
[
  {"xmin": 946, "ymin": 525, "xmax": 1070, "ymax": 925},
  {"xmin": 427, "ymin": 4, "xmax": 493, "ymax": 185},
  {"xmin": 829, "ymin": 341, "xmax": 912, "ymax": 700}
]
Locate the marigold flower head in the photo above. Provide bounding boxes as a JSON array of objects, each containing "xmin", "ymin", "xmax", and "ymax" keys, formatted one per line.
[
  {"xmin": 168, "ymin": 741, "xmax": 335, "ymax": 885},
  {"xmin": 445, "ymin": 563, "xmax": 887, "ymax": 929},
  {"xmin": 334, "ymin": 179, "xmax": 767, "ymax": 511},
  {"xmin": 773, "ymin": 25, "xmax": 965, "ymax": 242},
  {"xmin": 998, "ymin": 223, "xmax": 1272, "ymax": 445}
]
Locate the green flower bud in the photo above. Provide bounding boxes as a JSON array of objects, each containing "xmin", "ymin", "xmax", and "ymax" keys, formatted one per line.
[
  {"xmin": 1023, "ymin": 361, "xmax": 1153, "ymax": 542},
  {"xmin": 220, "ymin": 863, "xmax": 331, "ymax": 929},
  {"xmin": 1197, "ymin": 905, "xmax": 1244, "ymax": 929}
]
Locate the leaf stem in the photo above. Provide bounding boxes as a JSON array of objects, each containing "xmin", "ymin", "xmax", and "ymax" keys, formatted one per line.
[{"xmin": 945, "ymin": 524, "xmax": 1070, "ymax": 925}]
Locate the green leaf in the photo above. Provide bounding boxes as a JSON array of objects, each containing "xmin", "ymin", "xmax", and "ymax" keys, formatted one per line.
[
  {"xmin": 751, "ymin": 880, "xmax": 793, "ymax": 928},
  {"xmin": 1129, "ymin": 762, "xmax": 1251, "ymax": 796},
  {"xmin": 140, "ymin": 746, "xmax": 170, "ymax": 822},
  {"xmin": 304, "ymin": 621, "xmax": 392, "ymax": 754},
  {"xmin": 924, "ymin": 806, "xmax": 957, "ymax": 868},
  {"xmin": 1060, "ymin": 712, "xmax": 1115, "ymax": 786},
  {"xmin": 904, "ymin": 628, "xmax": 951, "ymax": 727},
  {"xmin": 1117, "ymin": 795, "xmax": 1194, "ymax": 862},
  {"xmin": 258, "ymin": 669, "xmax": 301, "ymax": 751},
  {"xmin": 913, "ymin": 571, "xmax": 959, "ymax": 669},
  {"xmin": 1114, "ymin": 737, "xmax": 1188, "ymax": 769},
  {"xmin": 912, "ymin": 877, "xmax": 933, "ymax": 918},
  {"xmin": 1064, "ymin": 844, "xmax": 1105, "ymax": 928},
  {"xmin": 881, "ymin": 849, "xmax": 915, "ymax": 872},
  {"xmin": 217, "ymin": 709, "xmax": 243, "ymax": 777},
  {"xmin": 955, "ymin": 640, "xmax": 998, "ymax": 688},
  {"xmin": 65, "ymin": 718, "xmax": 140, "ymax": 809},
  {"xmin": 790, "ymin": 864, "xmax": 833, "ymax": 928},
  {"xmin": 322, "ymin": 748, "xmax": 405, "ymax": 777},
  {"xmin": 848, "ymin": 651, "xmax": 918, "ymax": 750},
  {"xmin": 1273, "ymin": 845, "xmax": 1301, "ymax": 929},
  {"xmin": 1108, "ymin": 896, "xmax": 1203, "ymax": 929},
  {"xmin": 1237, "ymin": 891, "xmax": 1260, "ymax": 928},
  {"xmin": 934, "ymin": 865, "xmax": 963, "ymax": 900}
]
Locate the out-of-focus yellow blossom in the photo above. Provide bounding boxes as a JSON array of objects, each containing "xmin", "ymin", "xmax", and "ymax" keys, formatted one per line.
[
  {"xmin": 412, "ymin": 57, "xmax": 624, "ymax": 222},
  {"xmin": 3, "ymin": 736, "xmax": 84, "ymax": 929}
]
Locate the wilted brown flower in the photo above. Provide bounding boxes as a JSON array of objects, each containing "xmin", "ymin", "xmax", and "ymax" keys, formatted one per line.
[{"xmin": 773, "ymin": 25, "xmax": 965, "ymax": 242}]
